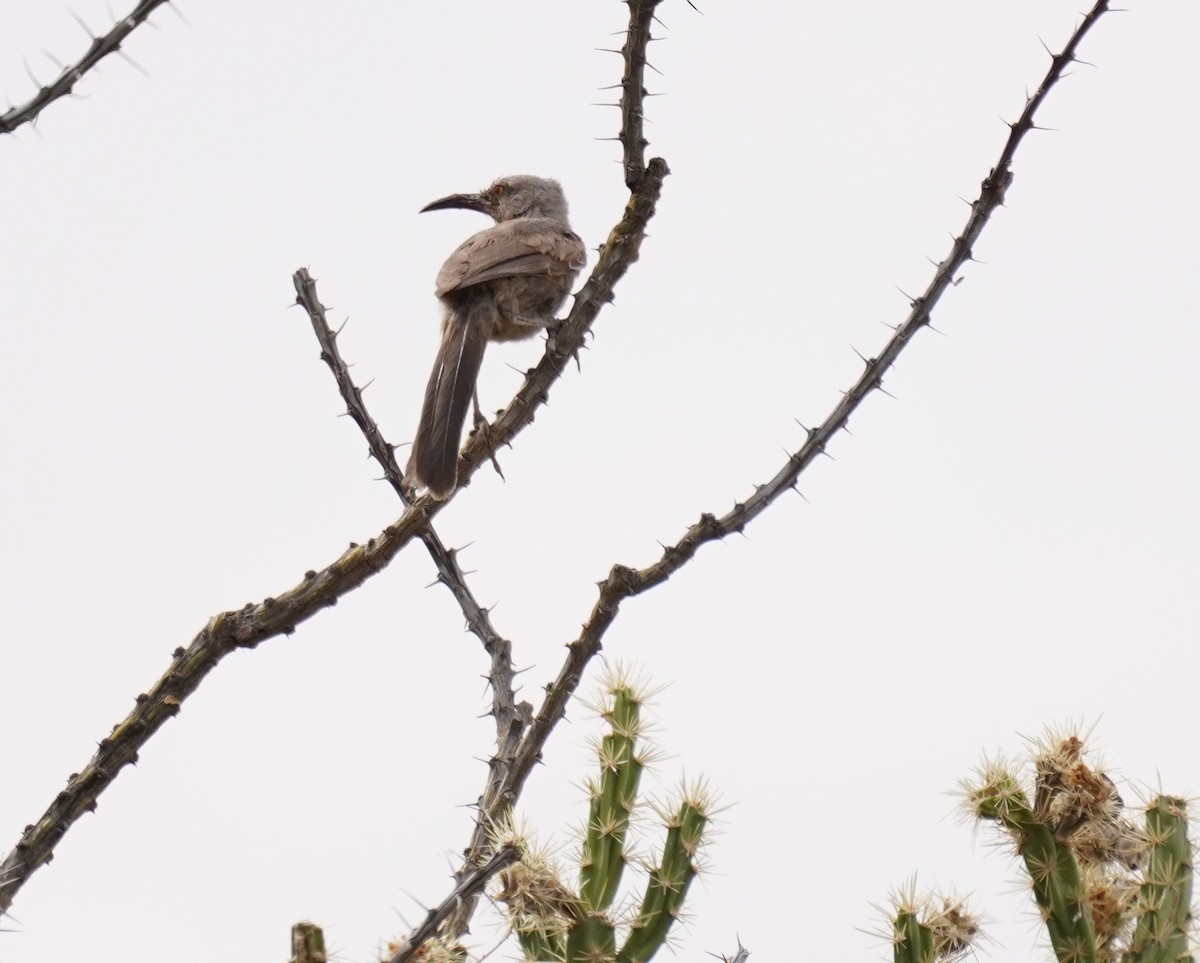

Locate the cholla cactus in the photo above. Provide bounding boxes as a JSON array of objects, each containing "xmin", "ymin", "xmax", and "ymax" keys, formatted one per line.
[
  {"xmin": 494, "ymin": 668, "xmax": 715, "ymax": 963},
  {"xmin": 956, "ymin": 728, "xmax": 1192, "ymax": 963},
  {"xmin": 885, "ymin": 728, "xmax": 1195, "ymax": 963},
  {"xmin": 1125, "ymin": 796, "xmax": 1192, "ymax": 963}
]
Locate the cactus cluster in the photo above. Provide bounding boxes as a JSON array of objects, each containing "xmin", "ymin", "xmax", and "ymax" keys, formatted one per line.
[
  {"xmin": 494, "ymin": 671, "xmax": 714, "ymax": 963},
  {"xmin": 889, "ymin": 729, "xmax": 1195, "ymax": 963}
]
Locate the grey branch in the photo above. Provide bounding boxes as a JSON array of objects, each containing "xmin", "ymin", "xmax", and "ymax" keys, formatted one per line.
[
  {"xmin": 1, "ymin": 0, "xmax": 175, "ymax": 135},
  {"xmin": 618, "ymin": 0, "xmax": 665, "ymax": 188},
  {"xmin": 384, "ymin": 844, "xmax": 521, "ymax": 963},
  {"xmin": 294, "ymin": 277, "xmax": 531, "ymax": 896},
  {"xmin": 498, "ymin": 0, "xmax": 1116, "ymax": 872},
  {"xmin": 293, "ymin": 273, "xmax": 522, "ymax": 713}
]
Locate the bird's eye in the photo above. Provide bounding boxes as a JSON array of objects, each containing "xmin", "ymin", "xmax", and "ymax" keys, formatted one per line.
[{"xmin": 492, "ymin": 183, "xmax": 506, "ymax": 196}]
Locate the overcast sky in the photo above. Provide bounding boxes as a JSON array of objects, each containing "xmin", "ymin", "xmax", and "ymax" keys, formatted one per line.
[{"xmin": 2, "ymin": 2, "xmax": 1198, "ymax": 961}]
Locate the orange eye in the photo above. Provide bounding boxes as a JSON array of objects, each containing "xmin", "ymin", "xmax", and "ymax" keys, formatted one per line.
[{"xmin": 492, "ymin": 184, "xmax": 506, "ymax": 196}]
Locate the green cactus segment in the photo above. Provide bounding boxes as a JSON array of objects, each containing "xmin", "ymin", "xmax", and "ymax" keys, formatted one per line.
[
  {"xmin": 566, "ymin": 913, "xmax": 618, "ymax": 963},
  {"xmin": 289, "ymin": 921, "xmax": 327, "ymax": 963},
  {"xmin": 892, "ymin": 910, "xmax": 936, "ymax": 963},
  {"xmin": 972, "ymin": 772, "xmax": 1099, "ymax": 963},
  {"xmin": 1020, "ymin": 822, "xmax": 1101, "ymax": 963},
  {"xmin": 516, "ymin": 926, "xmax": 566, "ymax": 963},
  {"xmin": 579, "ymin": 685, "xmax": 645, "ymax": 913},
  {"xmin": 1128, "ymin": 796, "xmax": 1193, "ymax": 963},
  {"xmin": 617, "ymin": 799, "xmax": 707, "ymax": 963}
]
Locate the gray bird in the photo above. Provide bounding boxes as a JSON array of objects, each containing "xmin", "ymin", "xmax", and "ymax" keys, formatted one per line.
[{"xmin": 405, "ymin": 175, "xmax": 587, "ymax": 498}]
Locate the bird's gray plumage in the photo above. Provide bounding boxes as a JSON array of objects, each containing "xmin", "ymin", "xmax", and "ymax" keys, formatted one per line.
[{"xmin": 405, "ymin": 175, "xmax": 586, "ymax": 498}]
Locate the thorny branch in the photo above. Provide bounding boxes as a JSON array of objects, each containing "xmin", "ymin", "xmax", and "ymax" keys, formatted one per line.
[
  {"xmin": 1, "ymin": 0, "xmax": 175, "ymax": 135},
  {"xmin": 383, "ymin": 844, "xmax": 522, "ymax": 963},
  {"xmin": 617, "ymin": 0, "xmax": 659, "ymax": 188},
  {"xmin": 293, "ymin": 273, "xmax": 527, "ymax": 750},
  {"xmin": 475, "ymin": 0, "xmax": 1117, "ymax": 917},
  {"xmin": 295, "ymin": 279, "xmax": 534, "ymax": 951}
]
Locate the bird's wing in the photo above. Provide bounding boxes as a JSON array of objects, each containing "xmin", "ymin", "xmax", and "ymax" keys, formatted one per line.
[{"xmin": 435, "ymin": 222, "xmax": 586, "ymax": 296}]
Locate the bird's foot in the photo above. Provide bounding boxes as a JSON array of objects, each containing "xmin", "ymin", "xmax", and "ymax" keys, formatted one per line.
[{"xmin": 470, "ymin": 393, "xmax": 507, "ymax": 483}]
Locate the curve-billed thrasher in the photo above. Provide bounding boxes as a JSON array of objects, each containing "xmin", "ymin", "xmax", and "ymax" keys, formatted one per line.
[{"xmin": 405, "ymin": 175, "xmax": 587, "ymax": 498}]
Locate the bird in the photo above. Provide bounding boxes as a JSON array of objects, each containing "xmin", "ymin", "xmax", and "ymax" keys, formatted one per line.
[{"xmin": 405, "ymin": 175, "xmax": 587, "ymax": 499}]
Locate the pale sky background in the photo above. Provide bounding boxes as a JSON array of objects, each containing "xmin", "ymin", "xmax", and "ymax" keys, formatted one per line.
[{"xmin": 2, "ymin": 2, "xmax": 1198, "ymax": 961}]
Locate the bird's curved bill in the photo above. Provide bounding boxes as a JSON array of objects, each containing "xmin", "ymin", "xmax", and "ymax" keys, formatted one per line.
[{"xmin": 420, "ymin": 192, "xmax": 491, "ymax": 215}]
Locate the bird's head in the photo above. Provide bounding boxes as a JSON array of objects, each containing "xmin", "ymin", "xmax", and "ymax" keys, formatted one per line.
[{"xmin": 420, "ymin": 175, "xmax": 569, "ymax": 223}]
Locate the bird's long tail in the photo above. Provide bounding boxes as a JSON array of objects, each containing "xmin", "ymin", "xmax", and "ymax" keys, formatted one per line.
[{"xmin": 405, "ymin": 303, "xmax": 488, "ymax": 498}]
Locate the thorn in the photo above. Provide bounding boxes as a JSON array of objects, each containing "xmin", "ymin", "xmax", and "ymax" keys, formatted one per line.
[
  {"xmin": 877, "ymin": 384, "xmax": 897, "ymax": 400},
  {"xmin": 23, "ymin": 58, "xmax": 39, "ymax": 89},
  {"xmin": 850, "ymin": 345, "xmax": 868, "ymax": 364},
  {"xmin": 169, "ymin": 3, "xmax": 192, "ymax": 26},
  {"xmin": 68, "ymin": 9, "xmax": 95, "ymax": 38},
  {"xmin": 117, "ymin": 48, "xmax": 151, "ymax": 78}
]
